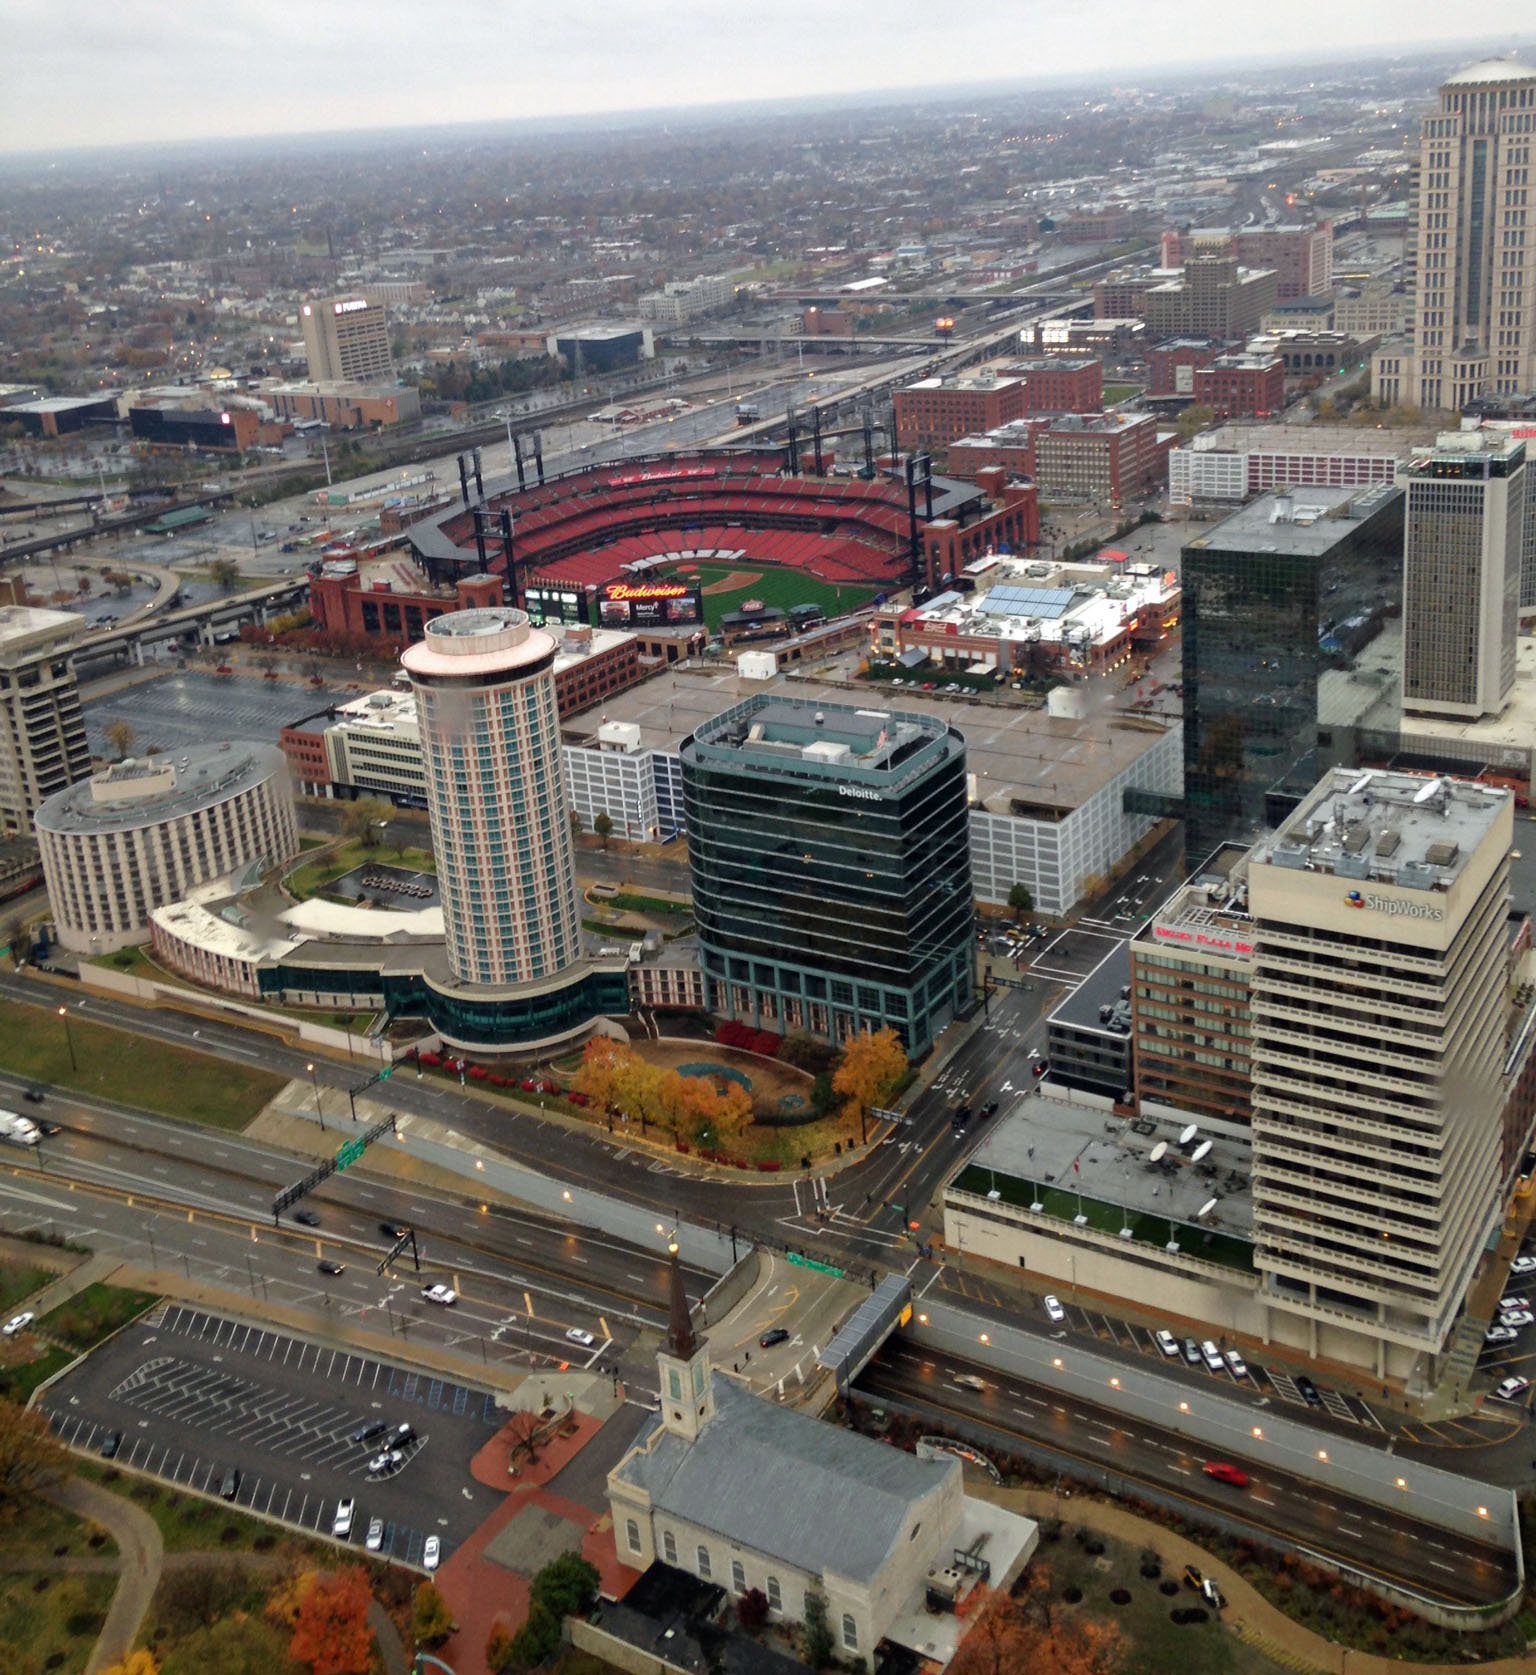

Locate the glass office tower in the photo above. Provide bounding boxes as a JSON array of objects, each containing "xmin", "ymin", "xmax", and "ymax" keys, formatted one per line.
[
  {"xmin": 682, "ymin": 695, "xmax": 972, "ymax": 1058},
  {"xmin": 1182, "ymin": 482, "xmax": 1404, "ymax": 863}
]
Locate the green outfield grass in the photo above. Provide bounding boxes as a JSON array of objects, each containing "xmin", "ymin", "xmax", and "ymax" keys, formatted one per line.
[{"xmin": 661, "ymin": 560, "xmax": 882, "ymax": 632}]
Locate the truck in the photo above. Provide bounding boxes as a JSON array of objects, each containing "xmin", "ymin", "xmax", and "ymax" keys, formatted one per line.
[
  {"xmin": 734, "ymin": 401, "xmax": 760, "ymax": 426},
  {"xmin": 0, "ymin": 1111, "xmax": 41, "ymax": 1147}
]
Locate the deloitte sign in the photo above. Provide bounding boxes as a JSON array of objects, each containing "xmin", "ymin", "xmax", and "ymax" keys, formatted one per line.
[{"xmin": 1344, "ymin": 890, "xmax": 1444, "ymax": 922}]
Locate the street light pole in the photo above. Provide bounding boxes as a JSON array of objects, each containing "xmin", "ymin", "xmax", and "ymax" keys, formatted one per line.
[
  {"xmin": 57, "ymin": 1006, "xmax": 77, "ymax": 1073},
  {"xmin": 307, "ymin": 1061, "xmax": 325, "ymax": 1132}
]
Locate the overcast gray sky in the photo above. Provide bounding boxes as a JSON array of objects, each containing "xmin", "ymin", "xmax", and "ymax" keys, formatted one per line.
[{"xmin": 3, "ymin": 1, "xmax": 1531, "ymax": 154}]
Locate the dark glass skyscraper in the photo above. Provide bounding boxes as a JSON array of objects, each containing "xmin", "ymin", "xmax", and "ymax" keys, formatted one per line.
[
  {"xmin": 682, "ymin": 695, "xmax": 972, "ymax": 1059},
  {"xmin": 1182, "ymin": 482, "xmax": 1404, "ymax": 862}
]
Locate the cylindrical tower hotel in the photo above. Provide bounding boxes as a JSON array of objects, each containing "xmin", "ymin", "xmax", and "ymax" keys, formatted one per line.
[{"xmin": 401, "ymin": 608, "xmax": 581, "ymax": 987}]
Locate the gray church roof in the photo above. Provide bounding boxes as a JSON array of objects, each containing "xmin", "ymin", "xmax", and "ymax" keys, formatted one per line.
[{"xmin": 612, "ymin": 1374, "xmax": 957, "ymax": 1585}]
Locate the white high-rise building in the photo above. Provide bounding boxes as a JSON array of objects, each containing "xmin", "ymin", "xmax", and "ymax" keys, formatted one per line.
[
  {"xmin": 401, "ymin": 609, "xmax": 581, "ymax": 988},
  {"xmin": 1401, "ymin": 430, "xmax": 1525, "ymax": 719},
  {"xmin": 299, "ymin": 294, "xmax": 395, "ymax": 384},
  {"xmin": 1399, "ymin": 59, "xmax": 1536, "ymax": 411},
  {"xmin": 1248, "ymin": 768, "xmax": 1513, "ymax": 1384},
  {"xmin": 0, "ymin": 606, "xmax": 89, "ymax": 836}
]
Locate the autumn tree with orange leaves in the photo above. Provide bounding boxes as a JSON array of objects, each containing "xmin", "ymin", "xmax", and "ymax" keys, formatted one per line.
[
  {"xmin": 287, "ymin": 1566, "xmax": 375, "ymax": 1675},
  {"xmin": 949, "ymin": 1580, "xmax": 1121, "ymax": 1675},
  {"xmin": 573, "ymin": 1039, "xmax": 753, "ymax": 1143}
]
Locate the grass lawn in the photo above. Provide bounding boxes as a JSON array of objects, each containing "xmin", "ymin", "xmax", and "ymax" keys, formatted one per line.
[
  {"xmin": 0, "ymin": 1568, "xmax": 116, "ymax": 1675},
  {"xmin": 43, "ymin": 1282, "xmax": 159, "ymax": 1351},
  {"xmin": 658, "ymin": 559, "xmax": 880, "ymax": 632},
  {"xmin": 0, "ymin": 1257, "xmax": 53, "ymax": 1314},
  {"xmin": 1103, "ymin": 382, "xmax": 1142, "ymax": 403},
  {"xmin": 608, "ymin": 890, "xmax": 692, "ymax": 915},
  {"xmin": 285, "ymin": 837, "xmax": 436, "ymax": 901},
  {"xmin": 77, "ymin": 1461, "xmax": 325, "ymax": 1557},
  {"xmin": 1031, "ymin": 1526, "xmax": 1249, "ymax": 1675},
  {"xmin": 0, "ymin": 1341, "xmax": 75, "ymax": 1403},
  {"xmin": 0, "ymin": 1002, "xmax": 284, "ymax": 1130}
]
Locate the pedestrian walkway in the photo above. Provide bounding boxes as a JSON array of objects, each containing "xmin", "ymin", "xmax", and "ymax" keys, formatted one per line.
[
  {"xmin": 967, "ymin": 1481, "xmax": 1529, "ymax": 1675},
  {"xmin": 44, "ymin": 1474, "xmax": 162, "ymax": 1675}
]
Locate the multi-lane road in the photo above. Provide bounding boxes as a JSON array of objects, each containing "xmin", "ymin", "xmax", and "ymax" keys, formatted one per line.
[{"xmin": 855, "ymin": 1338, "xmax": 1518, "ymax": 1609}]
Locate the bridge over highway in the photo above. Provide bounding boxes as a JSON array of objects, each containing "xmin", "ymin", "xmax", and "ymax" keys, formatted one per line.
[{"xmin": 72, "ymin": 575, "xmax": 309, "ymax": 664}]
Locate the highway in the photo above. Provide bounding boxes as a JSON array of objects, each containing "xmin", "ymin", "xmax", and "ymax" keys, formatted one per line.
[
  {"xmin": 855, "ymin": 1338, "xmax": 1518, "ymax": 1610},
  {"xmin": 0, "ymin": 1069, "xmax": 717, "ymax": 1373}
]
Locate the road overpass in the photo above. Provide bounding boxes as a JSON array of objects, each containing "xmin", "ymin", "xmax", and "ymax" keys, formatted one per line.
[{"xmin": 72, "ymin": 575, "xmax": 309, "ymax": 665}]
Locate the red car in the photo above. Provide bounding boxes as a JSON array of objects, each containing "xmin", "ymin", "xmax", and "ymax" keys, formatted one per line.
[{"xmin": 1202, "ymin": 1461, "xmax": 1249, "ymax": 1488}]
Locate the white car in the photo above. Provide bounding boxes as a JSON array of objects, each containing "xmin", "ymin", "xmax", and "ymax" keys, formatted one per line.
[
  {"xmin": 1511, "ymin": 1254, "xmax": 1536, "ymax": 1276},
  {"xmin": 565, "ymin": 1327, "xmax": 596, "ymax": 1348},
  {"xmin": 1495, "ymin": 1375, "xmax": 1531, "ymax": 1402},
  {"xmin": 1500, "ymin": 1310, "xmax": 1535, "ymax": 1329},
  {"xmin": 1499, "ymin": 1295, "xmax": 1530, "ymax": 1313},
  {"xmin": 953, "ymin": 1373, "xmax": 988, "ymax": 1391},
  {"xmin": 365, "ymin": 1517, "xmax": 384, "ymax": 1552},
  {"xmin": 332, "ymin": 1498, "xmax": 354, "ymax": 1539},
  {"xmin": 1, "ymin": 1312, "xmax": 34, "ymax": 1338},
  {"xmin": 423, "ymin": 1534, "xmax": 441, "ymax": 1571},
  {"xmin": 368, "ymin": 1449, "xmax": 404, "ymax": 1475},
  {"xmin": 1485, "ymin": 1324, "xmax": 1520, "ymax": 1346},
  {"xmin": 421, "ymin": 1284, "xmax": 457, "ymax": 1307},
  {"xmin": 1224, "ymin": 1348, "xmax": 1250, "ymax": 1380},
  {"xmin": 1154, "ymin": 1329, "xmax": 1180, "ymax": 1358},
  {"xmin": 1043, "ymin": 1295, "xmax": 1066, "ymax": 1324}
]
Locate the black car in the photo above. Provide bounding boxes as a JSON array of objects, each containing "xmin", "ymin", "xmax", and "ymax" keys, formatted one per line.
[
  {"xmin": 391, "ymin": 1423, "xmax": 417, "ymax": 1448},
  {"xmin": 294, "ymin": 1210, "xmax": 320, "ymax": 1228},
  {"xmin": 22, "ymin": 1085, "xmax": 46, "ymax": 1104},
  {"xmin": 352, "ymin": 1419, "xmax": 389, "ymax": 1446},
  {"xmin": 219, "ymin": 1467, "xmax": 241, "ymax": 1500},
  {"xmin": 759, "ymin": 1328, "xmax": 790, "ymax": 1348},
  {"xmin": 982, "ymin": 1100, "xmax": 998, "ymax": 1118},
  {"xmin": 951, "ymin": 1105, "xmax": 972, "ymax": 1127},
  {"xmin": 36, "ymin": 1122, "xmax": 61, "ymax": 1138},
  {"xmin": 1295, "ymin": 1375, "xmax": 1324, "ymax": 1408},
  {"xmin": 378, "ymin": 1222, "xmax": 409, "ymax": 1240},
  {"xmin": 317, "ymin": 1259, "xmax": 346, "ymax": 1276},
  {"xmin": 99, "ymin": 1431, "xmax": 121, "ymax": 1460}
]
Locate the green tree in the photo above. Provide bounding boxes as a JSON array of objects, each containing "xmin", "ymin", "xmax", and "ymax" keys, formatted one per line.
[
  {"xmin": 568, "ymin": 809, "xmax": 584, "ymax": 839},
  {"xmin": 1173, "ymin": 403, "xmax": 1214, "ymax": 443},
  {"xmin": 341, "ymin": 797, "xmax": 393, "ymax": 849},
  {"xmin": 802, "ymin": 1585, "xmax": 835, "ymax": 1670},
  {"xmin": 1006, "ymin": 882, "xmax": 1034, "ymax": 923},
  {"xmin": 208, "ymin": 556, "xmax": 241, "ymax": 591},
  {"xmin": 412, "ymin": 1580, "xmax": 454, "ymax": 1647},
  {"xmin": 0, "ymin": 1400, "xmax": 68, "ymax": 1519},
  {"xmin": 593, "ymin": 811, "xmax": 613, "ymax": 850},
  {"xmin": 509, "ymin": 1598, "xmax": 560, "ymax": 1667},
  {"xmin": 531, "ymin": 1551, "xmax": 600, "ymax": 1618},
  {"xmin": 832, "ymin": 1026, "xmax": 908, "ymax": 1136}
]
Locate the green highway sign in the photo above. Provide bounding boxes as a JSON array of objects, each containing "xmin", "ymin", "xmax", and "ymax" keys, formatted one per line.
[
  {"xmin": 335, "ymin": 1138, "xmax": 366, "ymax": 1170},
  {"xmin": 786, "ymin": 1253, "xmax": 843, "ymax": 1277}
]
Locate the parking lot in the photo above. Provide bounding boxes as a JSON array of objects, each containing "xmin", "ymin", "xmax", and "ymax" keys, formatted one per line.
[
  {"xmin": 43, "ymin": 1304, "xmax": 504, "ymax": 1569},
  {"xmin": 83, "ymin": 670, "xmax": 358, "ymax": 759}
]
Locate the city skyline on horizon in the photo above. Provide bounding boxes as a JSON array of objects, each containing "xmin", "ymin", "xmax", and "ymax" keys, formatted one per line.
[{"xmin": 3, "ymin": 2, "xmax": 1534, "ymax": 158}]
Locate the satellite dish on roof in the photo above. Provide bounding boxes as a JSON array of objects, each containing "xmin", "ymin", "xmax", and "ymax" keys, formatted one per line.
[
  {"xmin": 1148, "ymin": 1141, "xmax": 1168, "ymax": 1163},
  {"xmin": 1197, "ymin": 1197, "xmax": 1219, "ymax": 1220},
  {"xmin": 1179, "ymin": 1123, "xmax": 1199, "ymax": 1146},
  {"xmin": 1192, "ymin": 1139, "xmax": 1213, "ymax": 1164}
]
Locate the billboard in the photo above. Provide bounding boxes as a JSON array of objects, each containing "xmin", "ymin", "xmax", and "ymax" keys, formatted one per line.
[
  {"xmin": 597, "ymin": 579, "xmax": 703, "ymax": 629},
  {"xmin": 525, "ymin": 584, "xmax": 588, "ymax": 626}
]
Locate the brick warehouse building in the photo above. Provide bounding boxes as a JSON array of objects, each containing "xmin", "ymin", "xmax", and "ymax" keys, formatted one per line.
[
  {"xmin": 1192, "ymin": 354, "xmax": 1286, "ymax": 420},
  {"xmin": 1146, "ymin": 339, "xmax": 1232, "ymax": 398},
  {"xmin": 1031, "ymin": 414, "xmax": 1170, "ymax": 508},
  {"xmin": 995, "ymin": 359, "xmax": 1104, "ymax": 414},
  {"xmin": 894, "ymin": 373, "xmax": 1028, "ymax": 450}
]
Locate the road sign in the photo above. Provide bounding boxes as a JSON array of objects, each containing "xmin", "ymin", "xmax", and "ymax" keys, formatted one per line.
[
  {"xmin": 787, "ymin": 1252, "xmax": 843, "ymax": 1277},
  {"xmin": 335, "ymin": 1138, "xmax": 365, "ymax": 1170}
]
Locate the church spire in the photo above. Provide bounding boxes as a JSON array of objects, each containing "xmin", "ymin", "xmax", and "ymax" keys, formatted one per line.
[{"xmin": 666, "ymin": 1238, "xmax": 696, "ymax": 1360}]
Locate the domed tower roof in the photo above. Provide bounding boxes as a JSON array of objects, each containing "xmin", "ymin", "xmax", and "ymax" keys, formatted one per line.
[{"xmin": 1442, "ymin": 58, "xmax": 1536, "ymax": 87}]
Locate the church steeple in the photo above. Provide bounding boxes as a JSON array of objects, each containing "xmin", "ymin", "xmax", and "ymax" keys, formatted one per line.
[{"xmin": 657, "ymin": 1237, "xmax": 713, "ymax": 1440}]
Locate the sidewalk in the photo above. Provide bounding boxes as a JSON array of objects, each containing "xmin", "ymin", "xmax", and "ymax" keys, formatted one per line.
[
  {"xmin": 46, "ymin": 1474, "xmax": 163, "ymax": 1675},
  {"xmin": 969, "ymin": 1480, "xmax": 1530, "ymax": 1675}
]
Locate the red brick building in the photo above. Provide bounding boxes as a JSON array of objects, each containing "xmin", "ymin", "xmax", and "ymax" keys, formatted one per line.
[
  {"xmin": 1146, "ymin": 339, "xmax": 1229, "ymax": 397},
  {"xmin": 1033, "ymin": 413, "xmax": 1169, "ymax": 509},
  {"xmin": 894, "ymin": 373, "xmax": 1028, "ymax": 450},
  {"xmin": 308, "ymin": 560, "xmax": 503, "ymax": 645},
  {"xmin": 1192, "ymin": 354, "xmax": 1286, "ymax": 419},
  {"xmin": 918, "ymin": 470, "xmax": 1040, "ymax": 587},
  {"xmin": 1161, "ymin": 223, "xmax": 1332, "ymax": 299},
  {"xmin": 997, "ymin": 358, "xmax": 1104, "ymax": 413},
  {"xmin": 943, "ymin": 419, "xmax": 1049, "ymax": 480},
  {"xmin": 801, "ymin": 306, "xmax": 854, "ymax": 337}
]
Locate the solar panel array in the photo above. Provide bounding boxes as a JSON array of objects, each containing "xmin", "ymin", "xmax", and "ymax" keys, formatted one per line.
[{"xmin": 976, "ymin": 584, "xmax": 1078, "ymax": 620}]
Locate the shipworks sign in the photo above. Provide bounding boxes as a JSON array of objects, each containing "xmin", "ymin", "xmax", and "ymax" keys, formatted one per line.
[{"xmin": 1344, "ymin": 890, "xmax": 1444, "ymax": 922}]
